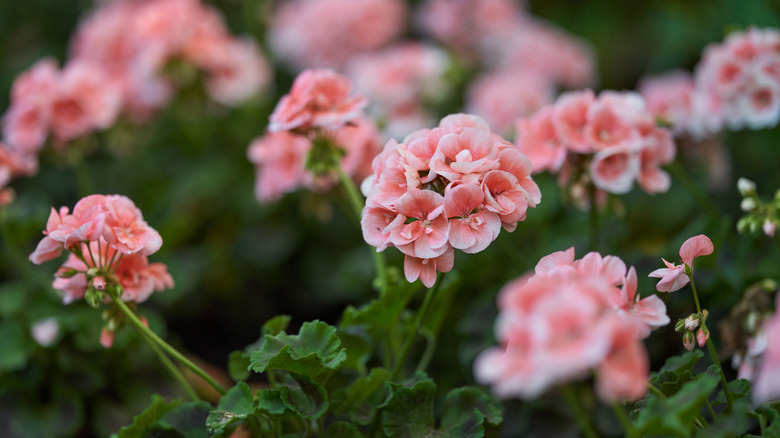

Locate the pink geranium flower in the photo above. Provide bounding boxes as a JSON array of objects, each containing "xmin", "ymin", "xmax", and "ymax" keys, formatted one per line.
[
  {"xmin": 649, "ymin": 234, "xmax": 714, "ymax": 292},
  {"xmin": 404, "ymin": 245, "xmax": 454, "ymax": 288},
  {"xmin": 444, "ymin": 183, "xmax": 501, "ymax": 253},
  {"xmin": 753, "ymin": 294, "xmax": 780, "ymax": 404},
  {"xmin": 102, "ymin": 195, "xmax": 163, "ymax": 256},
  {"xmin": 390, "ymin": 189, "xmax": 450, "ymax": 259},
  {"xmin": 268, "ymin": 69, "xmax": 367, "ymax": 133}
]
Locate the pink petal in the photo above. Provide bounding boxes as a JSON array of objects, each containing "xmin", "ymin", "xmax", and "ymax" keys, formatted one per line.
[{"xmin": 679, "ymin": 234, "xmax": 714, "ymax": 266}]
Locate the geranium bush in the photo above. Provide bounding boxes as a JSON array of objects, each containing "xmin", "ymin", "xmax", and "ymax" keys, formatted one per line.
[{"xmin": 2, "ymin": 0, "xmax": 780, "ymax": 437}]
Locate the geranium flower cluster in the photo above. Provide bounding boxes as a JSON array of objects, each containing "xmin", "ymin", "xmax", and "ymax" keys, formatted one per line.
[
  {"xmin": 269, "ymin": 0, "xmax": 407, "ymax": 70},
  {"xmin": 418, "ymin": 0, "xmax": 595, "ymax": 135},
  {"xmin": 474, "ymin": 248, "xmax": 669, "ymax": 402},
  {"xmin": 346, "ymin": 43, "xmax": 451, "ymax": 140},
  {"xmin": 248, "ymin": 69, "xmax": 381, "ymax": 202},
  {"xmin": 1, "ymin": 0, "xmax": 271, "ymax": 196},
  {"xmin": 360, "ymin": 114, "xmax": 541, "ymax": 287},
  {"xmin": 640, "ymin": 27, "xmax": 780, "ymax": 138},
  {"xmin": 29, "ymin": 194, "xmax": 172, "ymax": 307},
  {"xmin": 515, "ymin": 90, "xmax": 676, "ymax": 198}
]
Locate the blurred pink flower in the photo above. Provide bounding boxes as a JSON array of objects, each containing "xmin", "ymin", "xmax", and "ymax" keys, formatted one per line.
[
  {"xmin": 753, "ymin": 294, "xmax": 780, "ymax": 404},
  {"xmin": 247, "ymin": 131, "xmax": 310, "ymax": 203},
  {"xmin": 268, "ymin": 69, "xmax": 367, "ymax": 133},
  {"xmin": 475, "ymin": 248, "xmax": 659, "ymax": 401},
  {"xmin": 269, "ymin": 0, "xmax": 406, "ymax": 70}
]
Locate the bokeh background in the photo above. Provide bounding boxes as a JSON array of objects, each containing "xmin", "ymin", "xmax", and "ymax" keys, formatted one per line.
[{"xmin": 1, "ymin": 0, "xmax": 780, "ymax": 436}]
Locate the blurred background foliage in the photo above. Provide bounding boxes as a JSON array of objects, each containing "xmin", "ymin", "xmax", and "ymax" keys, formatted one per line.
[{"xmin": 1, "ymin": 0, "xmax": 780, "ymax": 436}]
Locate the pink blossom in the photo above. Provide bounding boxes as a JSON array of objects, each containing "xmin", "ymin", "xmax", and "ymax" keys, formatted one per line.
[
  {"xmin": 753, "ymin": 295, "xmax": 780, "ymax": 404},
  {"xmin": 476, "ymin": 249, "xmax": 660, "ymax": 401},
  {"xmin": 552, "ymin": 90, "xmax": 595, "ymax": 153},
  {"xmin": 102, "ymin": 195, "xmax": 162, "ymax": 256},
  {"xmin": 247, "ymin": 131, "xmax": 310, "ymax": 203},
  {"xmin": 585, "ymin": 92, "xmax": 645, "ymax": 150},
  {"xmin": 638, "ymin": 71, "xmax": 696, "ymax": 134},
  {"xmin": 444, "ymin": 183, "xmax": 501, "ymax": 253},
  {"xmin": 649, "ymin": 234, "xmax": 713, "ymax": 292},
  {"xmin": 100, "ymin": 328, "xmax": 114, "ymax": 349},
  {"xmin": 514, "ymin": 108, "xmax": 567, "ymax": 173},
  {"xmin": 595, "ymin": 323, "xmax": 650, "ymax": 402},
  {"xmin": 197, "ymin": 38, "xmax": 272, "ymax": 106},
  {"xmin": 466, "ymin": 70, "xmax": 554, "ymax": 136},
  {"xmin": 390, "ymin": 189, "xmax": 450, "ymax": 259},
  {"xmin": 269, "ymin": 0, "xmax": 406, "ymax": 70},
  {"xmin": 268, "ymin": 69, "xmax": 367, "ymax": 133},
  {"xmin": 589, "ymin": 145, "xmax": 641, "ymax": 194},
  {"xmin": 361, "ymin": 205, "xmax": 406, "ymax": 252},
  {"xmin": 404, "ymin": 245, "xmax": 454, "ymax": 288},
  {"xmin": 429, "ymin": 128, "xmax": 499, "ymax": 182},
  {"xmin": 648, "ymin": 259, "xmax": 689, "ymax": 293},
  {"xmin": 3, "ymin": 59, "xmax": 58, "ymax": 154},
  {"xmin": 610, "ymin": 267, "xmax": 671, "ymax": 337}
]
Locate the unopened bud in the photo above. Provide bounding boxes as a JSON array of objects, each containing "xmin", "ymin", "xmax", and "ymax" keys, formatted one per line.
[
  {"xmin": 697, "ymin": 327, "xmax": 710, "ymax": 348},
  {"xmin": 675, "ymin": 318, "xmax": 687, "ymax": 332},
  {"xmin": 740, "ymin": 198, "xmax": 757, "ymax": 212},
  {"xmin": 684, "ymin": 314, "xmax": 699, "ymax": 331},
  {"xmin": 738, "ymin": 178, "xmax": 757, "ymax": 197},
  {"xmin": 55, "ymin": 267, "xmax": 79, "ymax": 278},
  {"xmin": 683, "ymin": 331, "xmax": 696, "ymax": 351},
  {"xmin": 91, "ymin": 276, "xmax": 106, "ymax": 291},
  {"xmin": 85, "ymin": 287, "xmax": 105, "ymax": 309},
  {"xmin": 100, "ymin": 328, "xmax": 114, "ymax": 349},
  {"xmin": 763, "ymin": 219, "xmax": 776, "ymax": 237}
]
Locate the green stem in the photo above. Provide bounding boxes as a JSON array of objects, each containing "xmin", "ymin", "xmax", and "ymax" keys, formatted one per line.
[
  {"xmin": 562, "ymin": 386, "xmax": 599, "ymax": 438},
  {"xmin": 689, "ymin": 275, "xmax": 734, "ymax": 414},
  {"xmin": 668, "ymin": 161, "xmax": 719, "ymax": 219},
  {"xmin": 704, "ymin": 396, "xmax": 718, "ymax": 421},
  {"xmin": 317, "ymin": 417, "xmax": 325, "ymax": 438},
  {"xmin": 705, "ymin": 336, "xmax": 734, "ymax": 414},
  {"xmin": 611, "ymin": 403, "xmax": 634, "ymax": 437},
  {"xmin": 136, "ymin": 327, "xmax": 199, "ymax": 401},
  {"xmin": 415, "ymin": 328, "xmax": 436, "ymax": 373},
  {"xmin": 392, "ymin": 279, "xmax": 440, "ymax": 380},
  {"xmin": 335, "ymin": 165, "xmax": 388, "ymax": 296},
  {"xmin": 111, "ymin": 297, "xmax": 226, "ymax": 395}
]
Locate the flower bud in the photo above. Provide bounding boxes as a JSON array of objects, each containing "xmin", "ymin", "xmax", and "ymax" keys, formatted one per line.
[
  {"xmin": 85, "ymin": 287, "xmax": 105, "ymax": 309},
  {"xmin": 91, "ymin": 276, "xmax": 106, "ymax": 291},
  {"xmin": 87, "ymin": 267, "xmax": 100, "ymax": 277},
  {"xmin": 100, "ymin": 328, "xmax": 114, "ymax": 349},
  {"xmin": 697, "ymin": 327, "xmax": 710, "ymax": 348},
  {"xmin": 675, "ymin": 318, "xmax": 687, "ymax": 332},
  {"xmin": 740, "ymin": 198, "xmax": 757, "ymax": 212},
  {"xmin": 738, "ymin": 178, "xmax": 757, "ymax": 197},
  {"xmin": 683, "ymin": 331, "xmax": 696, "ymax": 351},
  {"xmin": 684, "ymin": 314, "xmax": 699, "ymax": 331},
  {"xmin": 763, "ymin": 219, "xmax": 776, "ymax": 237}
]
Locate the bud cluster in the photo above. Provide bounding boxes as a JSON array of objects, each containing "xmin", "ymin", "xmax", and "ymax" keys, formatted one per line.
[
  {"xmin": 675, "ymin": 310, "xmax": 710, "ymax": 351},
  {"xmin": 736, "ymin": 177, "xmax": 779, "ymax": 238}
]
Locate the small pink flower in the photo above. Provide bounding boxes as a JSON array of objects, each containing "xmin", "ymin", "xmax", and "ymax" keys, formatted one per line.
[
  {"xmin": 649, "ymin": 234, "xmax": 714, "ymax": 292},
  {"xmin": 103, "ymin": 195, "xmax": 162, "ymax": 256},
  {"xmin": 648, "ymin": 258, "xmax": 689, "ymax": 293},
  {"xmin": 444, "ymin": 183, "xmax": 501, "ymax": 254},
  {"xmin": 403, "ymin": 245, "xmax": 454, "ymax": 288},
  {"xmin": 91, "ymin": 276, "xmax": 106, "ymax": 292},
  {"xmin": 684, "ymin": 314, "xmax": 699, "ymax": 331},
  {"xmin": 198, "ymin": 38, "xmax": 272, "ymax": 106},
  {"xmin": 361, "ymin": 205, "xmax": 406, "ymax": 252},
  {"xmin": 595, "ymin": 323, "xmax": 649, "ymax": 402},
  {"xmin": 514, "ymin": 108, "xmax": 567, "ymax": 173},
  {"xmin": 589, "ymin": 145, "xmax": 641, "ymax": 194},
  {"xmin": 552, "ymin": 90, "xmax": 595, "ymax": 153},
  {"xmin": 268, "ymin": 69, "xmax": 368, "ymax": 133},
  {"xmin": 247, "ymin": 131, "xmax": 310, "ymax": 203},
  {"xmin": 390, "ymin": 189, "xmax": 450, "ymax": 259},
  {"xmin": 610, "ymin": 267, "xmax": 670, "ymax": 337}
]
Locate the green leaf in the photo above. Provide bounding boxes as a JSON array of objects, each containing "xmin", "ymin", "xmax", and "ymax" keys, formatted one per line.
[
  {"xmin": 656, "ymin": 350, "xmax": 705, "ymax": 375},
  {"xmin": 279, "ymin": 376, "xmax": 329, "ymax": 419},
  {"xmin": 0, "ymin": 320, "xmax": 32, "ymax": 371},
  {"xmin": 117, "ymin": 395, "xmax": 180, "ymax": 438},
  {"xmin": 145, "ymin": 401, "xmax": 211, "ymax": 438},
  {"xmin": 635, "ymin": 368, "xmax": 720, "ymax": 437},
  {"xmin": 228, "ymin": 351, "xmax": 251, "ymax": 382},
  {"xmin": 326, "ymin": 421, "xmax": 365, "ymax": 438},
  {"xmin": 207, "ymin": 382, "xmax": 255, "ymax": 435},
  {"xmin": 257, "ymin": 388, "xmax": 288, "ymax": 415},
  {"xmin": 694, "ymin": 402, "xmax": 752, "ymax": 438},
  {"xmin": 650, "ymin": 350, "xmax": 706, "ymax": 397},
  {"xmin": 440, "ymin": 387, "xmax": 503, "ymax": 438},
  {"xmin": 249, "ymin": 320, "xmax": 347, "ymax": 382},
  {"xmin": 381, "ymin": 374, "xmax": 437, "ymax": 438},
  {"xmin": 263, "ymin": 315, "xmax": 292, "ymax": 336},
  {"xmin": 340, "ymin": 282, "xmax": 417, "ymax": 331},
  {"xmin": 336, "ymin": 330, "xmax": 371, "ymax": 376},
  {"xmin": 331, "ymin": 367, "xmax": 391, "ymax": 425},
  {"xmin": 713, "ymin": 378, "xmax": 751, "ymax": 407},
  {"xmin": 747, "ymin": 406, "xmax": 780, "ymax": 437}
]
